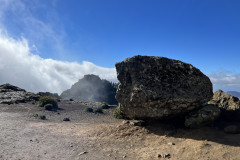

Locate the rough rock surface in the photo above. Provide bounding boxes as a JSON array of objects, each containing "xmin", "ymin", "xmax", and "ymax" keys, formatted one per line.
[
  {"xmin": 184, "ymin": 104, "xmax": 221, "ymax": 128},
  {"xmin": 0, "ymin": 84, "xmax": 39, "ymax": 104},
  {"xmin": 60, "ymin": 74, "xmax": 118, "ymax": 104},
  {"xmin": 208, "ymin": 90, "xmax": 240, "ymax": 121},
  {"xmin": 115, "ymin": 55, "xmax": 213, "ymax": 119}
]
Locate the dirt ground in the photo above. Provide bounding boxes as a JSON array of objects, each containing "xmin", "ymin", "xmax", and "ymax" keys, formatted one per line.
[{"xmin": 0, "ymin": 100, "xmax": 240, "ymax": 160}]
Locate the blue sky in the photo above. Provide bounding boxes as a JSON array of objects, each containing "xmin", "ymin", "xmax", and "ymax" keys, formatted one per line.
[{"xmin": 0, "ymin": 0, "xmax": 240, "ymax": 93}]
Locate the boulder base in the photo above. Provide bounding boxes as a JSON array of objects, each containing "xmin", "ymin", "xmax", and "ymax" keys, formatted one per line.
[
  {"xmin": 184, "ymin": 104, "xmax": 220, "ymax": 128},
  {"xmin": 115, "ymin": 55, "xmax": 213, "ymax": 119}
]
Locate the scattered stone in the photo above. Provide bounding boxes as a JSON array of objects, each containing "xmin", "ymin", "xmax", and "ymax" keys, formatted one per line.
[
  {"xmin": 63, "ymin": 118, "xmax": 70, "ymax": 121},
  {"xmin": 79, "ymin": 151, "xmax": 88, "ymax": 155},
  {"xmin": 184, "ymin": 104, "xmax": 221, "ymax": 128},
  {"xmin": 158, "ymin": 153, "xmax": 171, "ymax": 159},
  {"xmin": 115, "ymin": 55, "xmax": 213, "ymax": 119},
  {"xmin": 208, "ymin": 90, "xmax": 240, "ymax": 121},
  {"xmin": 122, "ymin": 120, "xmax": 130, "ymax": 124},
  {"xmin": 224, "ymin": 125, "xmax": 239, "ymax": 134},
  {"xmin": 129, "ymin": 120, "xmax": 146, "ymax": 126},
  {"xmin": 167, "ymin": 142, "xmax": 175, "ymax": 145}
]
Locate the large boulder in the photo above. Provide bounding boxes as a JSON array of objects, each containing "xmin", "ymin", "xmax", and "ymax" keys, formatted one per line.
[
  {"xmin": 115, "ymin": 55, "xmax": 213, "ymax": 119},
  {"xmin": 208, "ymin": 90, "xmax": 240, "ymax": 121},
  {"xmin": 60, "ymin": 74, "xmax": 118, "ymax": 104}
]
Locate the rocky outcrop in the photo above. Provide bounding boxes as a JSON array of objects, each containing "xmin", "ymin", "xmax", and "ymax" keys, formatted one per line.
[
  {"xmin": 115, "ymin": 55, "xmax": 213, "ymax": 119},
  {"xmin": 184, "ymin": 104, "xmax": 221, "ymax": 128},
  {"xmin": 208, "ymin": 90, "xmax": 240, "ymax": 121},
  {"xmin": 60, "ymin": 75, "xmax": 117, "ymax": 104},
  {"xmin": 0, "ymin": 83, "xmax": 39, "ymax": 104}
]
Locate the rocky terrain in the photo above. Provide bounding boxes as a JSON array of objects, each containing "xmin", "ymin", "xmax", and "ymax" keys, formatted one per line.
[
  {"xmin": 61, "ymin": 74, "xmax": 117, "ymax": 105},
  {"xmin": 0, "ymin": 98, "xmax": 240, "ymax": 160},
  {"xmin": 0, "ymin": 83, "xmax": 39, "ymax": 104}
]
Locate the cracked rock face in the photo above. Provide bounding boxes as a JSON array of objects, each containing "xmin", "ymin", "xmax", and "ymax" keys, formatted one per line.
[{"xmin": 115, "ymin": 55, "xmax": 213, "ymax": 119}]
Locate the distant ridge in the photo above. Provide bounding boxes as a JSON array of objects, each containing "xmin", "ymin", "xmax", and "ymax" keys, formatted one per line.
[
  {"xmin": 227, "ymin": 91, "xmax": 240, "ymax": 98},
  {"xmin": 60, "ymin": 74, "xmax": 118, "ymax": 104}
]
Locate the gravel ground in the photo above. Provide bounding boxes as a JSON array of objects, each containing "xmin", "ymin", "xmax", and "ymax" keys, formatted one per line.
[{"xmin": 0, "ymin": 100, "xmax": 240, "ymax": 160}]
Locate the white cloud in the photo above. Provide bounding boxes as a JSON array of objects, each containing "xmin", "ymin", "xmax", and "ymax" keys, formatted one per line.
[
  {"xmin": 0, "ymin": 32, "xmax": 117, "ymax": 94},
  {"xmin": 209, "ymin": 72, "xmax": 240, "ymax": 91}
]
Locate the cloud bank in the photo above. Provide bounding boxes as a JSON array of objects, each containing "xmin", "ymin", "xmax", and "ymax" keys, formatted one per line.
[
  {"xmin": 0, "ymin": 32, "xmax": 117, "ymax": 94},
  {"xmin": 209, "ymin": 72, "xmax": 240, "ymax": 92}
]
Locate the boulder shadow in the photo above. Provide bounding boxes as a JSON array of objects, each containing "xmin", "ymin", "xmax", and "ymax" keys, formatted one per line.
[{"xmin": 144, "ymin": 119, "xmax": 240, "ymax": 147}]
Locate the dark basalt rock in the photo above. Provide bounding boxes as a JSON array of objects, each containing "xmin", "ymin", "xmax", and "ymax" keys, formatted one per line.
[
  {"xmin": 60, "ymin": 74, "xmax": 117, "ymax": 105},
  {"xmin": 115, "ymin": 55, "xmax": 213, "ymax": 119}
]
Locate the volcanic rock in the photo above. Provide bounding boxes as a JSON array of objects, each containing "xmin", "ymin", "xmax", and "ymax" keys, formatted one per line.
[
  {"xmin": 60, "ymin": 74, "xmax": 117, "ymax": 104},
  {"xmin": 0, "ymin": 83, "xmax": 39, "ymax": 104},
  {"xmin": 184, "ymin": 104, "xmax": 220, "ymax": 128},
  {"xmin": 115, "ymin": 55, "xmax": 213, "ymax": 119},
  {"xmin": 208, "ymin": 90, "xmax": 240, "ymax": 121}
]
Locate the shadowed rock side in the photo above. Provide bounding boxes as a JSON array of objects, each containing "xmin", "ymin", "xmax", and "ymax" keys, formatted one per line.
[
  {"xmin": 60, "ymin": 74, "xmax": 117, "ymax": 104},
  {"xmin": 115, "ymin": 55, "xmax": 213, "ymax": 119},
  {"xmin": 185, "ymin": 104, "xmax": 221, "ymax": 128},
  {"xmin": 209, "ymin": 90, "xmax": 240, "ymax": 121}
]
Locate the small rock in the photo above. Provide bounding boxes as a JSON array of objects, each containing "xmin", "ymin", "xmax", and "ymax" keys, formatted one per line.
[
  {"xmin": 158, "ymin": 153, "xmax": 171, "ymax": 159},
  {"xmin": 224, "ymin": 125, "xmax": 239, "ymax": 134},
  {"xmin": 129, "ymin": 120, "xmax": 145, "ymax": 126},
  {"xmin": 63, "ymin": 118, "xmax": 70, "ymax": 121},
  {"xmin": 168, "ymin": 142, "xmax": 175, "ymax": 145},
  {"xmin": 79, "ymin": 151, "xmax": 88, "ymax": 155},
  {"xmin": 123, "ymin": 155, "xmax": 127, "ymax": 158},
  {"xmin": 122, "ymin": 120, "xmax": 130, "ymax": 124}
]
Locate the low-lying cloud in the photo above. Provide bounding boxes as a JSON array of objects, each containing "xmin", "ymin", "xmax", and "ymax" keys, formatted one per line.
[
  {"xmin": 0, "ymin": 32, "xmax": 117, "ymax": 94},
  {"xmin": 209, "ymin": 72, "xmax": 240, "ymax": 92}
]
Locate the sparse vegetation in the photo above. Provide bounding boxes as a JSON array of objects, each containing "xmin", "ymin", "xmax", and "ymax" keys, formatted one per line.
[
  {"xmin": 38, "ymin": 96, "xmax": 58, "ymax": 110},
  {"xmin": 39, "ymin": 114, "xmax": 46, "ymax": 120},
  {"xmin": 113, "ymin": 107, "xmax": 125, "ymax": 119},
  {"xmin": 85, "ymin": 107, "xmax": 93, "ymax": 112},
  {"xmin": 99, "ymin": 102, "xmax": 110, "ymax": 109},
  {"xmin": 32, "ymin": 113, "xmax": 46, "ymax": 120},
  {"xmin": 32, "ymin": 113, "xmax": 39, "ymax": 117},
  {"xmin": 44, "ymin": 104, "xmax": 53, "ymax": 110},
  {"xmin": 93, "ymin": 107, "xmax": 103, "ymax": 114}
]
